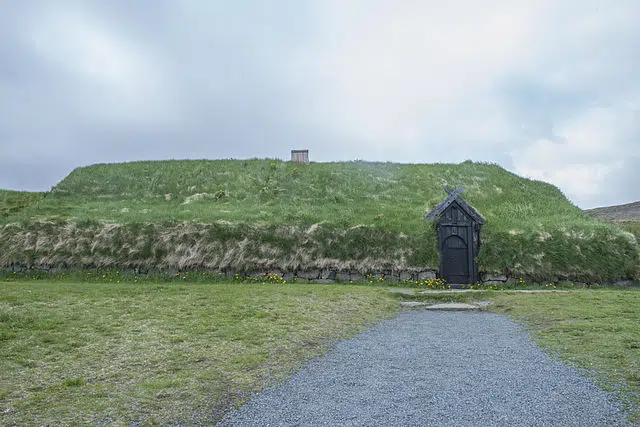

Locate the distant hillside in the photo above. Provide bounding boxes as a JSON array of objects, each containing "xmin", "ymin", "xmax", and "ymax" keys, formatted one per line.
[
  {"xmin": 586, "ymin": 201, "xmax": 640, "ymax": 221},
  {"xmin": 586, "ymin": 201, "xmax": 640, "ymax": 246},
  {"xmin": 0, "ymin": 159, "xmax": 637, "ymax": 282}
]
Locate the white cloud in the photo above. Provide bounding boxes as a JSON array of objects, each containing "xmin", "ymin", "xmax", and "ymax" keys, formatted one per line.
[
  {"xmin": 0, "ymin": 1, "xmax": 638, "ymax": 205},
  {"xmin": 513, "ymin": 138, "xmax": 620, "ymax": 202},
  {"xmin": 29, "ymin": 7, "xmax": 178, "ymax": 125},
  {"xmin": 556, "ymin": 107, "xmax": 636, "ymax": 157},
  {"xmin": 512, "ymin": 104, "xmax": 637, "ymax": 207},
  {"xmin": 299, "ymin": 0, "xmax": 549, "ymax": 147},
  {"xmin": 292, "ymin": 0, "xmax": 640, "ymax": 206}
]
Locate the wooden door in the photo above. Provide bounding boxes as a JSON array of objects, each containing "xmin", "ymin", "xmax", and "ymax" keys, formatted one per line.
[{"xmin": 441, "ymin": 232, "xmax": 470, "ymax": 284}]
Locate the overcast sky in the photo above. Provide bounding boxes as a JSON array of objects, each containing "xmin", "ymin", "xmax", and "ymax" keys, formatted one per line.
[{"xmin": 1, "ymin": 1, "xmax": 638, "ymax": 209}]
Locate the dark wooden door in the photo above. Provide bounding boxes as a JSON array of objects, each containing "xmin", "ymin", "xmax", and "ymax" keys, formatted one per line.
[{"xmin": 441, "ymin": 233, "xmax": 470, "ymax": 284}]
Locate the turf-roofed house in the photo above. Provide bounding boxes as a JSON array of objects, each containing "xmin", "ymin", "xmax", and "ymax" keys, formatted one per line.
[{"xmin": 0, "ymin": 159, "xmax": 637, "ymax": 285}]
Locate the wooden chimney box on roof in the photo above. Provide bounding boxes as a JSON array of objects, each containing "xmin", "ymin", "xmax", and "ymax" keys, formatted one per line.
[
  {"xmin": 291, "ymin": 149, "xmax": 309, "ymax": 164},
  {"xmin": 425, "ymin": 185, "xmax": 484, "ymax": 285}
]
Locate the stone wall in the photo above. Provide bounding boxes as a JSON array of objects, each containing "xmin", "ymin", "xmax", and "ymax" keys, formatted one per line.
[
  {"xmin": 3, "ymin": 264, "xmax": 440, "ymax": 283},
  {"xmin": 3, "ymin": 264, "xmax": 637, "ymax": 287}
]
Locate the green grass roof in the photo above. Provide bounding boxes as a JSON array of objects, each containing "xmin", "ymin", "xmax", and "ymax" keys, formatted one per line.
[{"xmin": 0, "ymin": 159, "xmax": 637, "ymax": 281}]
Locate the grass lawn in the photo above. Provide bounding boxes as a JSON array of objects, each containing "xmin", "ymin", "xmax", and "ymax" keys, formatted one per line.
[
  {"xmin": 2, "ymin": 281, "xmax": 638, "ymax": 425},
  {"xmin": 0, "ymin": 280, "xmax": 397, "ymax": 425}
]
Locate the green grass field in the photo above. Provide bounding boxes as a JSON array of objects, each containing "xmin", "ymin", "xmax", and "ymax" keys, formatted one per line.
[
  {"xmin": 1, "ymin": 281, "xmax": 639, "ymax": 424},
  {"xmin": 0, "ymin": 159, "xmax": 636, "ymax": 282},
  {"xmin": 0, "ymin": 280, "xmax": 397, "ymax": 425}
]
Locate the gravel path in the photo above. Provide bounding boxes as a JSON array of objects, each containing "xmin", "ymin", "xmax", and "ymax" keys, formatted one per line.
[{"xmin": 218, "ymin": 311, "xmax": 631, "ymax": 426}]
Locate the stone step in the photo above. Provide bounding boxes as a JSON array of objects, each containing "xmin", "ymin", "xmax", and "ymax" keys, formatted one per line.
[{"xmin": 425, "ymin": 303, "xmax": 480, "ymax": 311}]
